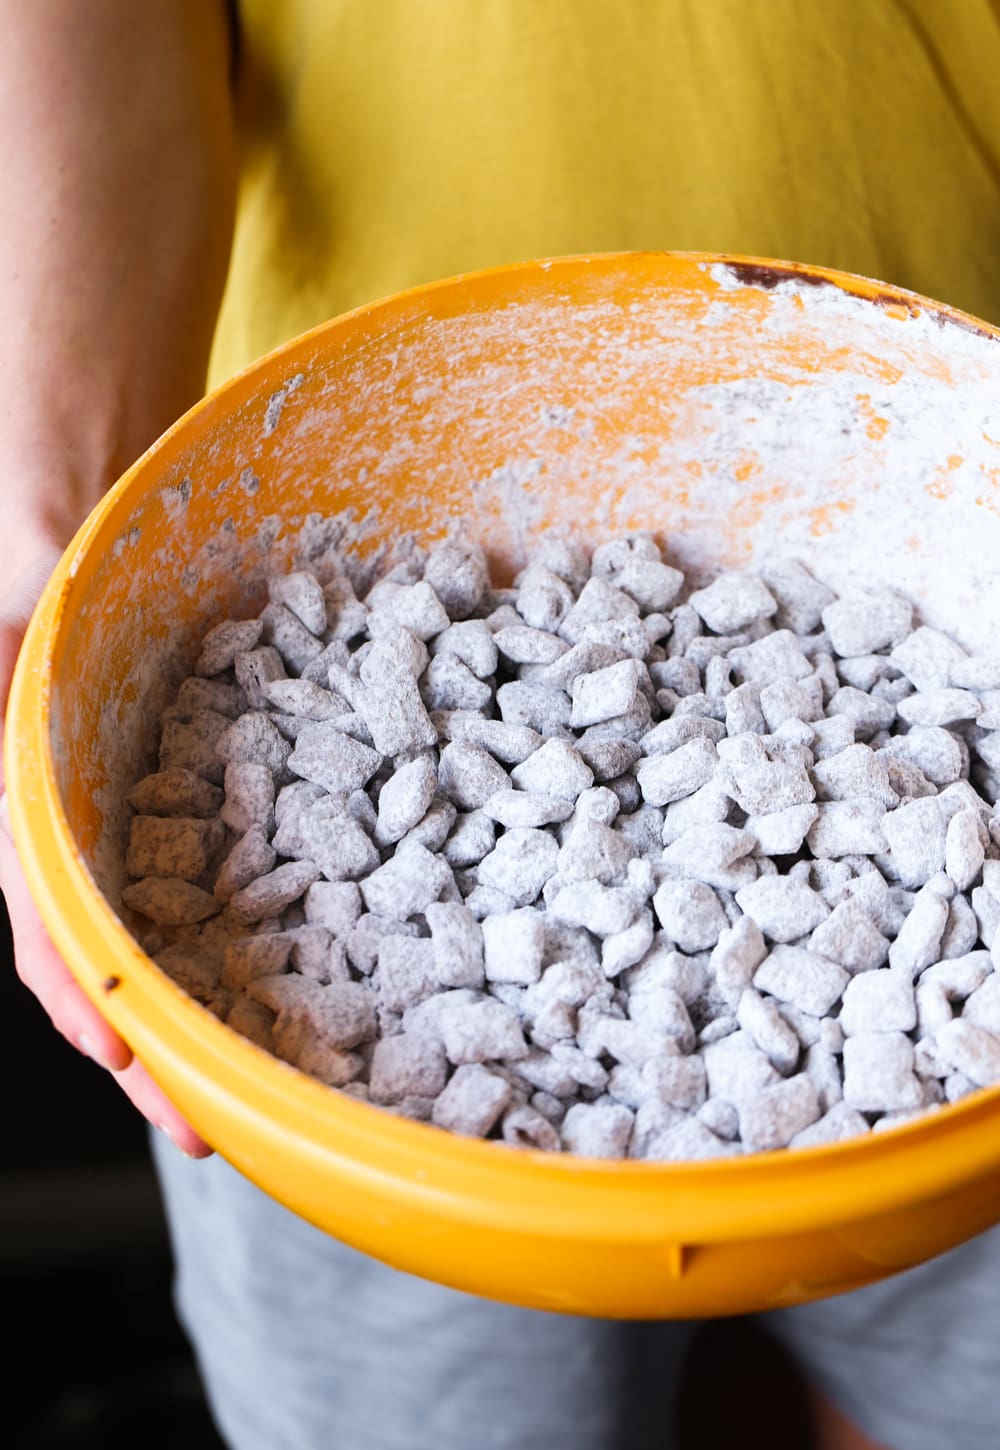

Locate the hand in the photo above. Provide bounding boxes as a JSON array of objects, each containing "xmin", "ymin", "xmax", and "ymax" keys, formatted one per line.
[{"xmin": 0, "ymin": 548, "xmax": 213, "ymax": 1158}]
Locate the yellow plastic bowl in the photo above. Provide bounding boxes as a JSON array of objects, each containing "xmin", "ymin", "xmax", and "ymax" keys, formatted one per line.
[{"xmin": 8, "ymin": 251, "xmax": 1000, "ymax": 1320}]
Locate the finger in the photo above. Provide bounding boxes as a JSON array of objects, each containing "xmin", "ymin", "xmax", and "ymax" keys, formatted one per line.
[
  {"xmin": 0, "ymin": 548, "xmax": 65, "ymax": 689},
  {"xmin": 1, "ymin": 831, "xmax": 213, "ymax": 1155},
  {"xmin": 0, "ymin": 824, "xmax": 134, "ymax": 1069},
  {"xmin": 0, "ymin": 552, "xmax": 212, "ymax": 1159},
  {"xmin": 0, "ymin": 546, "xmax": 65, "ymax": 643},
  {"xmin": 113, "ymin": 1055, "xmax": 214, "ymax": 1158}
]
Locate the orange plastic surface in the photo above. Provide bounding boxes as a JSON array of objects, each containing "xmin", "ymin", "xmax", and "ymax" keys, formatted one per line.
[{"xmin": 7, "ymin": 251, "xmax": 1000, "ymax": 1319}]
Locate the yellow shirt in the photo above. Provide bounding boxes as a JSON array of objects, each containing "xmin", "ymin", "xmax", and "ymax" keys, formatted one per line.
[{"xmin": 210, "ymin": 0, "xmax": 1000, "ymax": 388}]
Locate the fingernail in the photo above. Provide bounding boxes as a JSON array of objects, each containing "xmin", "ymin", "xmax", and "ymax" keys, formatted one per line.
[
  {"xmin": 156, "ymin": 1122, "xmax": 199, "ymax": 1159},
  {"xmin": 79, "ymin": 1033, "xmax": 115, "ymax": 1072}
]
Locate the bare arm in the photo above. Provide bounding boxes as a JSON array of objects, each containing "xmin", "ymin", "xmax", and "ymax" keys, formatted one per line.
[{"xmin": 0, "ymin": 0, "xmax": 238, "ymax": 1154}]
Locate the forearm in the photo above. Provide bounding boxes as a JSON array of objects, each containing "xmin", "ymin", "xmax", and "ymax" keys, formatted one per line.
[{"xmin": 0, "ymin": 0, "xmax": 237, "ymax": 587}]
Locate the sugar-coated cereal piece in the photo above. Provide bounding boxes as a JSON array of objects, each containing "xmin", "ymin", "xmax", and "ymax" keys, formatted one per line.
[
  {"xmin": 757, "ymin": 557, "xmax": 836, "ymax": 635},
  {"xmin": 964, "ymin": 975, "xmax": 1000, "ymax": 1034},
  {"xmin": 369, "ymin": 1033, "xmax": 449, "ymax": 1104},
  {"xmin": 643, "ymin": 1117, "xmax": 738, "ymax": 1161},
  {"xmin": 438, "ymin": 998, "xmax": 529, "ymax": 1065},
  {"xmin": 887, "ymin": 885, "xmax": 950, "ymax": 977},
  {"xmin": 738, "ymin": 1074, "xmax": 820, "ymax": 1152},
  {"xmin": 560, "ymin": 1101, "xmax": 634, "ymax": 1159},
  {"xmin": 889, "ymin": 626, "xmax": 968, "ymax": 692},
  {"xmin": 753, "ymin": 946, "xmax": 849, "ymax": 1018},
  {"xmin": 934, "ymin": 1019, "xmax": 1000, "ymax": 1087},
  {"xmin": 438, "ymin": 741, "xmax": 510, "ymax": 810},
  {"xmin": 126, "ymin": 814, "xmax": 224, "ymax": 883},
  {"xmin": 268, "ymin": 569, "xmax": 327, "ymax": 635},
  {"xmin": 736, "ymin": 989, "xmax": 801, "ymax": 1074},
  {"xmin": 842, "ymin": 1031, "xmax": 924, "ymax": 1112},
  {"xmin": 735, "ymin": 876, "xmax": 829, "ymax": 944},
  {"xmin": 220, "ymin": 761, "xmax": 276, "ymax": 835},
  {"xmin": 821, "ymin": 589, "xmax": 913, "ymax": 657},
  {"xmin": 359, "ymin": 842, "xmax": 453, "ymax": 920},
  {"xmin": 424, "ymin": 901, "xmax": 486, "ymax": 989},
  {"xmin": 128, "ymin": 767, "xmax": 225, "ymax": 820},
  {"xmin": 431, "ymin": 1064, "xmax": 512, "ymax": 1137},
  {"xmin": 839, "ymin": 969, "xmax": 917, "ymax": 1036},
  {"xmin": 476, "ymin": 828, "xmax": 560, "ymax": 906},
  {"xmin": 808, "ymin": 900, "xmax": 890, "ymax": 974},
  {"xmin": 374, "ymin": 754, "xmax": 438, "ymax": 845},
  {"xmin": 375, "ymin": 936, "xmax": 439, "ymax": 1013},
  {"xmin": 789, "ymin": 1102, "xmax": 870, "ymax": 1150},
  {"xmin": 228, "ymin": 860, "xmax": 322, "ymax": 925},
  {"xmin": 515, "ymin": 565, "xmax": 575, "ymax": 634},
  {"xmin": 500, "ymin": 1104, "xmax": 562, "ymax": 1151},
  {"xmin": 806, "ymin": 801, "xmax": 888, "ymax": 858},
  {"xmin": 636, "ymin": 737, "xmax": 718, "ymax": 806},
  {"xmin": 194, "ymin": 617, "xmax": 264, "ymax": 676},
  {"xmin": 641, "ymin": 1053, "xmax": 707, "ymax": 1110},
  {"xmin": 159, "ymin": 708, "xmax": 232, "ymax": 784},
  {"xmin": 549, "ymin": 881, "xmax": 643, "ymax": 937},
  {"xmin": 482, "ymin": 908, "xmax": 545, "ymax": 986},
  {"xmin": 121, "ymin": 876, "xmax": 220, "ymax": 926},
  {"xmin": 652, "ymin": 880, "xmax": 728, "ymax": 953},
  {"xmin": 423, "ymin": 537, "xmax": 489, "ymax": 621},
  {"xmin": 570, "ymin": 659, "xmax": 643, "ymax": 728},
  {"xmin": 688, "ymin": 571, "xmax": 777, "ymax": 633},
  {"xmin": 213, "ymin": 825, "xmax": 277, "ymax": 903}
]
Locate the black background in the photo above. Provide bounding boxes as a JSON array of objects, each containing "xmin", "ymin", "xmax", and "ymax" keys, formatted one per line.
[
  {"xmin": 1, "ymin": 898, "xmax": 814, "ymax": 1449},
  {"xmin": 1, "ymin": 900, "xmax": 227, "ymax": 1449}
]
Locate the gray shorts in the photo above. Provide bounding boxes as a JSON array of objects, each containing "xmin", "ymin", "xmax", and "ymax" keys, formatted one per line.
[{"xmin": 151, "ymin": 1132, "xmax": 1000, "ymax": 1450}]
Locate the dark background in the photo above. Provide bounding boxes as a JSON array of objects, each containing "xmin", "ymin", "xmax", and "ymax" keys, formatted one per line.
[
  {"xmin": 1, "ymin": 899, "xmax": 815, "ymax": 1450},
  {"xmin": 1, "ymin": 901, "xmax": 227, "ymax": 1450}
]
